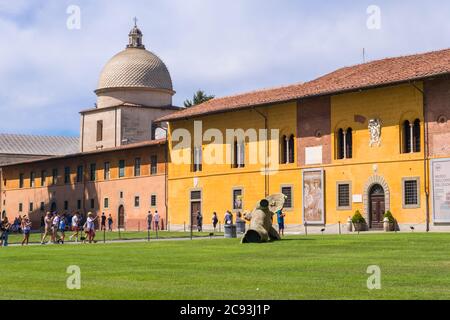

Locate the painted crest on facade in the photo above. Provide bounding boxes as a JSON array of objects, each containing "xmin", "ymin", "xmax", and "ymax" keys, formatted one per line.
[{"xmin": 368, "ymin": 118, "xmax": 382, "ymax": 147}]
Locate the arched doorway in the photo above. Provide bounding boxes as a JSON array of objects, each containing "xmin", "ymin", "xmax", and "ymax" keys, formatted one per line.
[
  {"xmin": 50, "ymin": 202, "xmax": 57, "ymax": 213},
  {"xmin": 369, "ymin": 184, "xmax": 385, "ymax": 229},
  {"xmin": 118, "ymin": 205, "xmax": 125, "ymax": 229}
]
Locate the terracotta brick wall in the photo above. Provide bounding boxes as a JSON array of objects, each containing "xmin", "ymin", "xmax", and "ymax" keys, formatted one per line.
[
  {"xmin": 424, "ymin": 77, "xmax": 450, "ymax": 157},
  {"xmin": 297, "ymin": 96, "xmax": 332, "ymax": 166}
]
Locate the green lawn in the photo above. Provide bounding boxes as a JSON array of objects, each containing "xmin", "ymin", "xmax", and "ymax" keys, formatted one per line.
[
  {"xmin": 1, "ymin": 233, "xmax": 450, "ymax": 300},
  {"xmin": 6, "ymin": 230, "xmax": 223, "ymax": 245}
]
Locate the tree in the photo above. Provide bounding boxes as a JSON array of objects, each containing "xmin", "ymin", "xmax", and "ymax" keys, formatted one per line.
[{"xmin": 184, "ymin": 90, "xmax": 215, "ymax": 108}]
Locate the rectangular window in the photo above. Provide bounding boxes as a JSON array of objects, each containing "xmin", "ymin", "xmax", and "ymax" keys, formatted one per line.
[
  {"xmin": 30, "ymin": 172, "xmax": 35, "ymax": 188},
  {"xmin": 29, "ymin": 202, "xmax": 33, "ymax": 212},
  {"xmin": 403, "ymin": 178, "xmax": 420, "ymax": 208},
  {"xmin": 191, "ymin": 190, "xmax": 202, "ymax": 200},
  {"xmin": 104, "ymin": 198, "xmax": 109, "ymax": 209},
  {"xmin": 41, "ymin": 170, "xmax": 47, "ymax": 187},
  {"xmin": 119, "ymin": 191, "xmax": 124, "ymax": 199},
  {"xmin": 64, "ymin": 201, "xmax": 69, "ymax": 211},
  {"xmin": 96, "ymin": 120, "xmax": 103, "ymax": 142},
  {"xmin": 337, "ymin": 182, "xmax": 351, "ymax": 210},
  {"xmin": 151, "ymin": 194, "xmax": 157, "ymax": 207},
  {"xmin": 77, "ymin": 200, "xmax": 81, "ymax": 210},
  {"xmin": 150, "ymin": 155, "xmax": 157, "ymax": 175},
  {"xmin": 119, "ymin": 160, "xmax": 125, "ymax": 178},
  {"xmin": 232, "ymin": 188, "xmax": 243, "ymax": 210},
  {"xmin": 134, "ymin": 196, "xmax": 140, "ymax": 208},
  {"xmin": 104, "ymin": 162, "xmax": 110, "ymax": 180},
  {"xmin": 76, "ymin": 165, "xmax": 83, "ymax": 183},
  {"xmin": 90, "ymin": 199, "xmax": 95, "ymax": 209},
  {"xmin": 40, "ymin": 202, "xmax": 45, "ymax": 211},
  {"xmin": 134, "ymin": 158, "xmax": 141, "ymax": 177},
  {"xmin": 233, "ymin": 140, "xmax": 245, "ymax": 168},
  {"xmin": 64, "ymin": 167, "xmax": 70, "ymax": 184},
  {"xmin": 19, "ymin": 174, "xmax": 24, "ymax": 188},
  {"xmin": 90, "ymin": 163, "xmax": 97, "ymax": 181},
  {"xmin": 52, "ymin": 169, "xmax": 58, "ymax": 185},
  {"xmin": 19, "ymin": 203, "xmax": 23, "ymax": 212},
  {"xmin": 281, "ymin": 186, "xmax": 293, "ymax": 209},
  {"xmin": 193, "ymin": 146, "xmax": 202, "ymax": 172}
]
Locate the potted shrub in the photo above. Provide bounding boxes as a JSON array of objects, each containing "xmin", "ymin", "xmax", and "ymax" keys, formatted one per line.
[
  {"xmin": 383, "ymin": 211, "xmax": 396, "ymax": 232},
  {"xmin": 352, "ymin": 210, "xmax": 367, "ymax": 232}
]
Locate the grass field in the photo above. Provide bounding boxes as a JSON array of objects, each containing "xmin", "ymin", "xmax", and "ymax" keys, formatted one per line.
[
  {"xmin": 5, "ymin": 230, "xmax": 223, "ymax": 245},
  {"xmin": 1, "ymin": 233, "xmax": 450, "ymax": 300}
]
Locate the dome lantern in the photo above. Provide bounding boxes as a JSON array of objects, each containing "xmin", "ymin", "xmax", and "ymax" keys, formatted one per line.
[{"xmin": 127, "ymin": 17, "xmax": 145, "ymax": 49}]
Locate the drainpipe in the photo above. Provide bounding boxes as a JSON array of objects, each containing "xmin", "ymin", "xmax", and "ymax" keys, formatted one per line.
[
  {"xmin": 157, "ymin": 124, "xmax": 169, "ymax": 230},
  {"xmin": 253, "ymin": 108, "xmax": 269, "ymax": 197},
  {"xmin": 411, "ymin": 82, "xmax": 430, "ymax": 232}
]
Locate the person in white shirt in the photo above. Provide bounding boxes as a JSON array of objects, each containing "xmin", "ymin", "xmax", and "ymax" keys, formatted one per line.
[
  {"xmin": 52, "ymin": 213, "xmax": 60, "ymax": 243},
  {"xmin": 154, "ymin": 211, "xmax": 160, "ymax": 230},
  {"xmin": 69, "ymin": 212, "xmax": 80, "ymax": 242},
  {"xmin": 84, "ymin": 212, "xmax": 98, "ymax": 243}
]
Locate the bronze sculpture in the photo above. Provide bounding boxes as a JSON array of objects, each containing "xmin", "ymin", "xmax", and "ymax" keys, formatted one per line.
[{"xmin": 241, "ymin": 193, "xmax": 286, "ymax": 243}]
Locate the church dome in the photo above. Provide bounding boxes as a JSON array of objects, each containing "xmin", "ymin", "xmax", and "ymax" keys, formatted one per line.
[{"xmin": 96, "ymin": 23, "xmax": 173, "ymax": 93}]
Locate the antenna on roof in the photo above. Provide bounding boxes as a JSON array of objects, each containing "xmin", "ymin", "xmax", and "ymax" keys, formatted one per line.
[{"xmin": 363, "ymin": 48, "xmax": 366, "ymax": 63}]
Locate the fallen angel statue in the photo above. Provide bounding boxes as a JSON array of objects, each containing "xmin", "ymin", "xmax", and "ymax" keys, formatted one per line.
[{"xmin": 241, "ymin": 193, "xmax": 286, "ymax": 243}]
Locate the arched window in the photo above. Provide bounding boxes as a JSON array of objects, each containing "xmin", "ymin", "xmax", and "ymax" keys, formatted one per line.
[
  {"xmin": 345, "ymin": 128, "xmax": 353, "ymax": 159},
  {"xmin": 403, "ymin": 120, "xmax": 411, "ymax": 153},
  {"xmin": 288, "ymin": 135, "xmax": 295, "ymax": 163},
  {"xmin": 413, "ymin": 119, "xmax": 421, "ymax": 153},
  {"xmin": 280, "ymin": 135, "xmax": 295, "ymax": 164},
  {"xmin": 337, "ymin": 128, "xmax": 352, "ymax": 159},
  {"xmin": 281, "ymin": 135, "xmax": 287, "ymax": 164},
  {"xmin": 233, "ymin": 140, "xmax": 245, "ymax": 168},
  {"xmin": 337, "ymin": 128, "xmax": 344, "ymax": 159}
]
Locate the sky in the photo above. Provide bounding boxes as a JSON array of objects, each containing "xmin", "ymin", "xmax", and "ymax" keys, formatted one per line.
[{"xmin": 1, "ymin": 0, "xmax": 450, "ymax": 136}]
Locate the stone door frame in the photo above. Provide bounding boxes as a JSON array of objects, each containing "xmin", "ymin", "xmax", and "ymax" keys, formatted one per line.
[{"xmin": 363, "ymin": 175, "xmax": 390, "ymax": 223}]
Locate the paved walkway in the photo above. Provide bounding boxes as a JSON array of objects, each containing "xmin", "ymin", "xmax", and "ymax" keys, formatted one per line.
[{"xmin": 7, "ymin": 235, "xmax": 225, "ymax": 247}]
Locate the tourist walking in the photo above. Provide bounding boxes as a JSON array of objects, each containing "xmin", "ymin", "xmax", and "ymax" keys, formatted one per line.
[
  {"xmin": 59, "ymin": 213, "xmax": 66, "ymax": 244},
  {"xmin": 70, "ymin": 212, "xmax": 80, "ymax": 242},
  {"xmin": 41, "ymin": 212, "xmax": 53, "ymax": 244},
  {"xmin": 52, "ymin": 212, "xmax": 61, "ymax": 243},
  {"xmin": 147, "ymin": 211, "xmax": 153, "ymax": 230},
  {"xmin": 84, "ymin": 212, "xmax": 98, "ymax": 243},
  {"xmin": 196, "ymin": 211, "xmax": 203, "ymax": 232},
  {"xmin": 224, "ymin": 210, "xmax": 233, "ymax": 225},
  {"xmin": 107, "ymin": 214, "xmax": 113, "ymax": 231},
  {"xmin": 100, "ymin": 212, "xmax": 106, "ymax": 231},
  {"xmin": 0, "ymin": 217, "xmax": 11, "ymax": 247},
  {"xmin": 154, "ymin": 210, "xmax": 160, "ymax": 230},
  {"xmin": 212, "ymin": 212, "xmax": 218, "ymax": 231},
  {"xmin": 276, "ymin": 208, "xmax": 286, "ymax": 237},
  {"xmin": 21, "ymin": 216, "xmax": 32, "ymax": 246}
]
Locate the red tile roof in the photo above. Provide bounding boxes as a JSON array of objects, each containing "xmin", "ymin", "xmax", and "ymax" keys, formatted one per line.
[
  {"xmin": 158, "ymin": 48, "xmax": 450, "ymax": 122},
  {"xmin": 1, "ymin": 139, "xmax": 166, "ymax": 167}
]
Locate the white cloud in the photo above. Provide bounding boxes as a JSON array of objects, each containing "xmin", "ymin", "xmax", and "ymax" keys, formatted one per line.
[{"xmin": 1, "ymin": 0, "xmax": 450, "ymax": 135}]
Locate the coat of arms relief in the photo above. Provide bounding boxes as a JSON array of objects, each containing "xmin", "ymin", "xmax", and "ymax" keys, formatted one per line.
[{"xmin": 368, "ymin": 118, "xmax": 382, "ymax": 147}]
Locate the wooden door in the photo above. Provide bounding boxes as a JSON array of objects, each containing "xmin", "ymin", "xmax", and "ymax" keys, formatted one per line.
[
  {"xmin": 118, "ymin": 205, "xmax": 125, "ymax": 229},
  {"xmin": 190, "ymin": 201, "xmax": 201, "ymax": 227}
]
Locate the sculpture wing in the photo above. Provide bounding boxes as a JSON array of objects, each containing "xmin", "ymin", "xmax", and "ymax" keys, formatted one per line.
[{"xmin": 266, "ymin": 193, "xmax": 286, "ymax": 213}]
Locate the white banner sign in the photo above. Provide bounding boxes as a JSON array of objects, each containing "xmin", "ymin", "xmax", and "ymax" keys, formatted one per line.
[{"xmin": 431, "ymin": 159, "xmax": 450, "ymax": 223}]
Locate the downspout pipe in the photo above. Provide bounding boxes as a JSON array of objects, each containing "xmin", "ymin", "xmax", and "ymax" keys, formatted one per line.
[
  {"xmin": 410, "ymin": 81, "xmax": 430, "ymax": 232},
  {"xmin": 253, "ymin": 108, "xmax": 269, "ymax": 197},
  {"xmin": 157, "ymin": 124, "xmax": 169, "ymax": 230}
]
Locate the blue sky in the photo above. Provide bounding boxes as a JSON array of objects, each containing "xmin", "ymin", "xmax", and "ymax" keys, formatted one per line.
[{"xmin": 1, "ymin": 0, "xmax": 450, "ymax": 136}]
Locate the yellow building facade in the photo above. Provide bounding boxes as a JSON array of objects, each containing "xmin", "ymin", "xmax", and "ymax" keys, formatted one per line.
[
  {"xmin": 163, "ymin": 82, "xmax": 444, "ymax": 231},
  {"xmin": 156, "ymin": 48, "xmax": 450, "ymax": 233}
]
